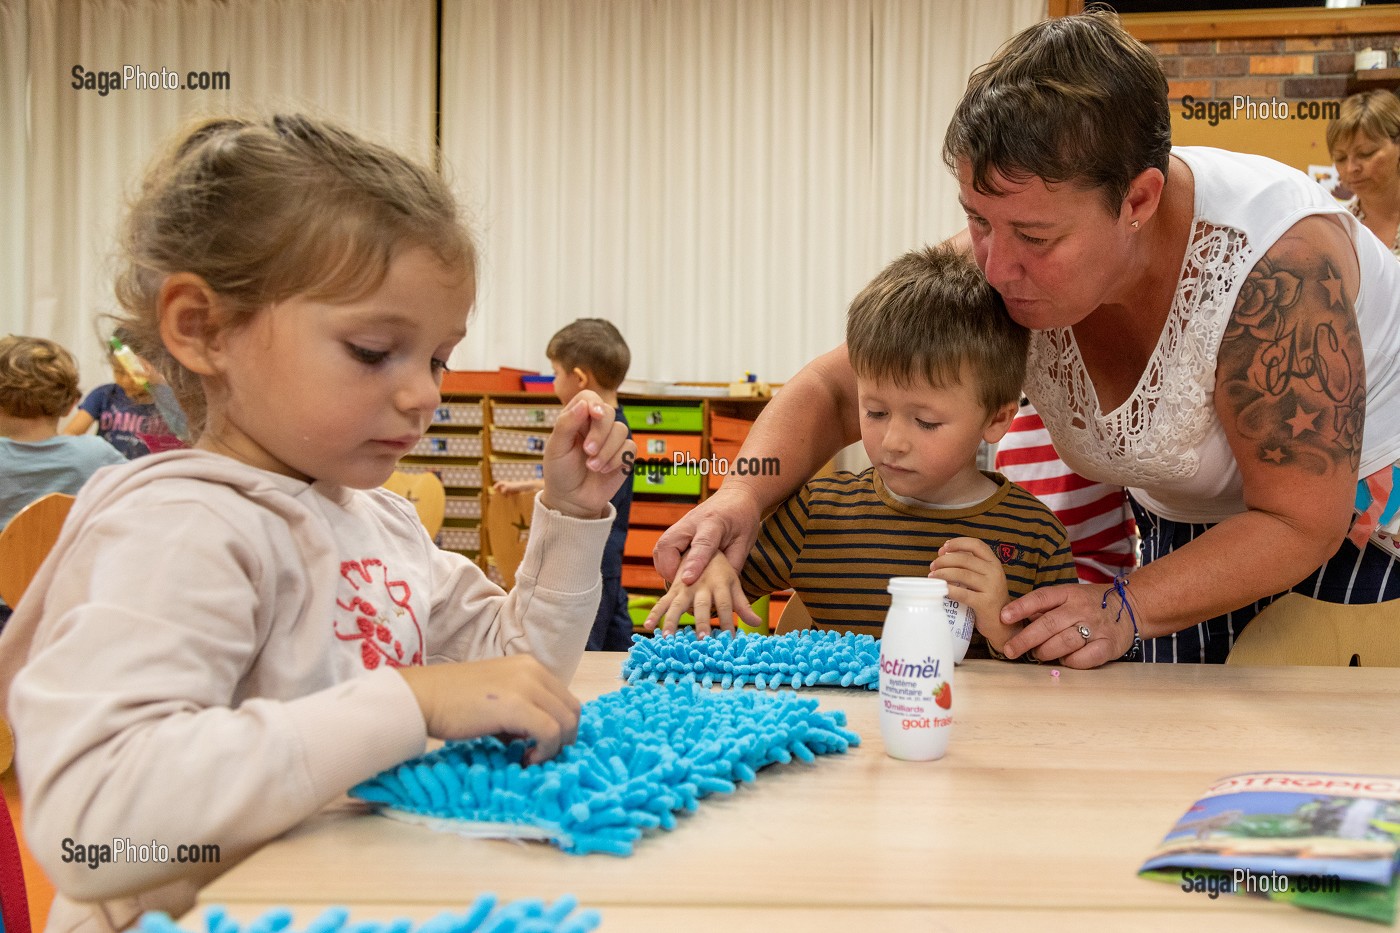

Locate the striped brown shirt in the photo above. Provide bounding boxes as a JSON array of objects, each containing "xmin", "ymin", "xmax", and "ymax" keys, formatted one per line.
[{"xmin": 741, "ymin": 469, "xmax": 1077, "ymax": 637}]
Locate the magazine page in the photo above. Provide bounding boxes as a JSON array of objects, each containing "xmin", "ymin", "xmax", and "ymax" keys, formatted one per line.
[{"xmin": 1140, "ymin": 772, "xmax": 1400, "ymax": 924}]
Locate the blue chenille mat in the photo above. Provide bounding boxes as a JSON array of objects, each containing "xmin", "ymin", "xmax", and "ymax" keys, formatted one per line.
[
  {"xmin": 137, "ymin": 897, "xmax": 600, "ymax": 933},
  {"xmin": 621, "ymin": 629, "xmax": 880, "ymax": 690},
  {"xmin": 350, "ymin": 681, "xmax": 860, "ymax": 856}
]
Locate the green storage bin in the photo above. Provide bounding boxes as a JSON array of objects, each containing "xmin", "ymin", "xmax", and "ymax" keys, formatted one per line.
[
  {"xmin": 627, "ymin": 402, "xmax": 704, "ymax": 433},
  {"xmin": 627, "ymin": 595, "xmax": 769, "ymax": 635},
  {"xmin": 632, "ymin": 464, "xmax": 703, "ymax": 497}
]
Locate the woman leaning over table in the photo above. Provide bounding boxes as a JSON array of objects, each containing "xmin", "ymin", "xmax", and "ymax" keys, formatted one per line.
[
  {"xmin": 1328, "ymin": 90, "xmax": 1400, "ymax": 259},
  {"xmin": 654, "ymin": 9, "xmax": 1400, "ymax": 667}
]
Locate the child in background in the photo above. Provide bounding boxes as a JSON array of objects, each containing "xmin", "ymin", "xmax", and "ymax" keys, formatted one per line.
[
  {"xmin": 63, "ymin": 329, "xmax": 188, "ymax": 457},
  {"xmin": 494, "ymin": 318, "xmax": 634, "ymax": 650},
  {"xmin": 0, "ymin": 115, "xmax": 634, "ymax": 933},
  {"xmin": 646, "ymin": 245, "xmax": 1077, "ymax": 658},
  {"xmin": 0, "ymin": 335, "xmax": 126, "ymax": 530}
]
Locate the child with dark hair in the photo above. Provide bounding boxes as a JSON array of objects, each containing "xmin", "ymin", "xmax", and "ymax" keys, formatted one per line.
[{"xmin": 495, "ymin": 318, "xmax": 635, "ymax": 650}]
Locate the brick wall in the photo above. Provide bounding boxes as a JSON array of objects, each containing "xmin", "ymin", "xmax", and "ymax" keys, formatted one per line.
[{"xmin": 1151, "ymin": 34, "xmax": 1400, "ymax": 104}]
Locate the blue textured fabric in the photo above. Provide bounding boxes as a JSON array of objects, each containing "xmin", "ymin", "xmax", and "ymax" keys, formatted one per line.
[
  {"xmin": 350, "ymin": 682, "xmax": 860, "ymax": 855},
  {"xmin": 136, "ymin": 896, "xmax": 600, "ymax": 933},
  {"xmin": 621, "ymin": 629, "xmax": 880, "ymax": 690}
]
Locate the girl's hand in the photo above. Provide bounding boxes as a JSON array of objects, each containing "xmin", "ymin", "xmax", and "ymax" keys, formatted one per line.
[
  {"xmin": 538, "ymin": 390, "xmax": 636, "ymax": 519},
  {"xmin": 644, "ymin": 554, "xmax": 761, "ymax": 636},
  {"xmin": 398, "ymin": 656, "xmax": 582, "ymax": 765},
  {"xmin": 930, "ymin": 537, "xmax": 1014, "ymax": 652}
]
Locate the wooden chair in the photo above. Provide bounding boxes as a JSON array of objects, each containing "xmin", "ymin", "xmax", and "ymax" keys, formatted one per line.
[
  {"xmin": 1225, "ymin": 593, "xmax": 1400, "ymax": 667},
  {"xmin": 774, "ymin": 593, "xmax": 815, "ymax": 635},
  {"xmin": 0, "ymin": 493, "xmax": 77, "ymax": 608},
  {"xmin": 382, "ymin": 471, "xmax": 446, "ymax": 539},
  {"xmin": 483, "ymin": 488, "xmax": 535, "ymax": 590}
]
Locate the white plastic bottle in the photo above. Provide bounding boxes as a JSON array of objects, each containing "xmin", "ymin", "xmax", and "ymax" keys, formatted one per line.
[{"xmin": 879, "ymin": 577, "xmax": 954, "ymax": 760}]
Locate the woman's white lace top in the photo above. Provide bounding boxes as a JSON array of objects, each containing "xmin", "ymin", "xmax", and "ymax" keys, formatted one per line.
[{"xmin": 1025, "ymin": 146, "xmax": 1400, "ymax": 524}]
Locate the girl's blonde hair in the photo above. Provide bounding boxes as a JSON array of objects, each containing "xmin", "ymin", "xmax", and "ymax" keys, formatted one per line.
[{"xmin": 113, "ymin": 114, "xmax": 477, "ymax": 437}]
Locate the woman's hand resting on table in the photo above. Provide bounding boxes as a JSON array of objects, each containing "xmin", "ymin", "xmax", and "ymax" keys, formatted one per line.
[{"xmin": 998, "ymin": 581, "xmax": 1140, "ymax": 668}]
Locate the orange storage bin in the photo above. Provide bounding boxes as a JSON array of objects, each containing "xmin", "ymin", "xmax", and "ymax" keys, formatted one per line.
[
  {"xmin": 441, "ymin": 368, "xmax": 534, "ymax": 393},
  {"xmin": 624, "ymin": 527, "xmax": 664, "ymax": 558},
  {"xmin": 630, "ymin": 500, "xmax": 694, "ymax": 527},
  {"xmin": 621, "ymin": 560, "xmax": 666, "ymax": 591},
  {"xmin": 709, "ymin": 413, "xmax": 756, "ymax": 443}
]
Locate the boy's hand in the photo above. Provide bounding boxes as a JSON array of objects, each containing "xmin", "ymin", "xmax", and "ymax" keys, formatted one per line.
[
  {"xmin": 930, "ymin": 537, "xmax": 1018, "ymax": 654},
  {"xmin": 644, "ymin": 554, "xmax": 762, "ymax": 637},
  {"xmin": 398, "ymin": 656, "xmax": 581, "ymax": 766},
  {"xmin": 538, "ymin": 390, "xmax": 635, "ymax": 519}
]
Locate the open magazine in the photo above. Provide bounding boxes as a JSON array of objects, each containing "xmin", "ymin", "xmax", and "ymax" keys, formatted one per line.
[{"xmin": 1140, "ymin": 772, "xmax": 1400, "ymax": 924}]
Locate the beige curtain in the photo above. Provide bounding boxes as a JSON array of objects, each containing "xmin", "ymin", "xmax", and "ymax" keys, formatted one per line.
[
  {"xmin": 10, "ymin": 0, "xmax": 436, "ymax": 390},
  {"xmin": 440, "ymin": 0, "xmax": 1046, "ymax": 383}
]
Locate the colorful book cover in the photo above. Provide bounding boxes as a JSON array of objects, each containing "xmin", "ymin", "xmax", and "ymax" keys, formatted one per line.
[{"xmin": 1140, "ymin": 772, "xmax": 1400, "ymax": 924}]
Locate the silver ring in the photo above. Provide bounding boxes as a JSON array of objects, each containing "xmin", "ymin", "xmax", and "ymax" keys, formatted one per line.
[{"xmin": 1076, "ymin": 624, "xmax": 1092, "ymax": 642}]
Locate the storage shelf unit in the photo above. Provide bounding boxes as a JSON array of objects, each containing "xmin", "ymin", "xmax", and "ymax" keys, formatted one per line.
[
  {"xmin": 395, "ymin": 393, "xmax": 560, "ymax": 571},
  {"xmin": 620, "ymin": 392, "xmax": 779, "ymax": 625},
  {"xmin": 398, "ymin": 388, "xmax": 782, "ymax": 627}
]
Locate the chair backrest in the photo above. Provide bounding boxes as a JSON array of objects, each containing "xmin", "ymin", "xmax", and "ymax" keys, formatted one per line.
[
  {"xmin": 774, "ymin": 593, "xmax": 815, "ymax": 635},
  {"xmin": 1225, "ymin": 593, "xmax": 1400, "ymax": 667},
  {"xmin": 382, "ymin": 471, "xmax": 446, "ymax": 539},
  {"xmin": 483, "ymin": 488, "xmax": 535, "ymax": 590},
  {"xmin": 0, "ymin": 493, "xmax": 77, "ymax": 608}
]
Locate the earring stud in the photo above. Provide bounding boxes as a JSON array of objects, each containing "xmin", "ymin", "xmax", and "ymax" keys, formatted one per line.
[{"xmin": 1131, "ymin": 220, "xmax": 1140, "ymax": 229}]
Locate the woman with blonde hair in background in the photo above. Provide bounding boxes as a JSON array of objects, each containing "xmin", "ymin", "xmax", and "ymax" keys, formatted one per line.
[{"xmin": 1328, "ymin": 90, "xmax": 1400, "ymax": 258}]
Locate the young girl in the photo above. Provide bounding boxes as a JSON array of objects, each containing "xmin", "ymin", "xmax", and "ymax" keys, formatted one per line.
[
  {"xmin": 62, "ymin": 331, "xmax": 188, "ymax": 458},
  {"xmin": 0, "ymin": 115, "xmax": 634, "ymax": 933}
]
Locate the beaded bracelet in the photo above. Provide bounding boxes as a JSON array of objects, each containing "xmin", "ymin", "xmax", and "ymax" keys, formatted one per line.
[{"xmin": 1102, "ymin": 574, "xmax": 1143, "ymax": 662}]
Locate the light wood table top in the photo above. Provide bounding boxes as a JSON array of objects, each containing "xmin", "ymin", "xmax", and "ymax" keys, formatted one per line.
[{"xmin": 196, "ymin": 656, "xmax": 1400, "ymax": 930}]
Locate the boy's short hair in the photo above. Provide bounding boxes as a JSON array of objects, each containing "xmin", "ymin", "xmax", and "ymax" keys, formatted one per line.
[
  {"xmin": 846, "ymin": 245, "xmax": 1028, "ymax": 414},
  {"xmin": 546, "ymin": 318, "xmax": 631, "ymax": 391},
  {"xmin": 0, "ymin": 335, "xmax": 82, "ymax": 419}
]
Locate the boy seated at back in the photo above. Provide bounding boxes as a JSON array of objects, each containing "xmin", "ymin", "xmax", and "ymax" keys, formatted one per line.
[
  {"xmin": 0, "ymin": 335, "xmax": 127, "ymax": 530},
  {"xmin": 494, "ymin": 318, "xmax": 635, "ymax": 650},
  {"xmin": 645, "ymin": 245, "xmax": 1077, "ymax": 658}
]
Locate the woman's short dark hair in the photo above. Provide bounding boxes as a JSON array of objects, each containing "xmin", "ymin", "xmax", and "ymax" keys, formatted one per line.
[{"xmin": 943, "ymin": 7, "xmax": 1171, "ymax": 216}]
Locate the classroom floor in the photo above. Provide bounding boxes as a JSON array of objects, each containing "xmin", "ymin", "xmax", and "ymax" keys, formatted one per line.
[{"xmin": 2, "ymin": 768, "xmax": 54, "ymax": 932}]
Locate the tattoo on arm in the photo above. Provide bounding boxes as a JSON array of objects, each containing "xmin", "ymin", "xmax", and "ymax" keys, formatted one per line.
[{"xmin": 1217, "ymin": 247, "xmax": 1366, "ymax": 475}]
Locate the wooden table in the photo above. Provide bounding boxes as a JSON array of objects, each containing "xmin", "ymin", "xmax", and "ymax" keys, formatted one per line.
[{"xmin": 195, "ymin": 656, "xmax": 1400, "ymax": 931}]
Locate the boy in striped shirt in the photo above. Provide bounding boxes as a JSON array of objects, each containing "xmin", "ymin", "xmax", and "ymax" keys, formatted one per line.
[{"xmin": 646, "ymin": 245, "xmax": 1076, "ymax": 658}]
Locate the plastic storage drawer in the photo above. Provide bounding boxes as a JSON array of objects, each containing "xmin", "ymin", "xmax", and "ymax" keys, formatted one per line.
[
  {"xmin": 626, "ymin": 402, "xmax": 703, "ymax": 433},
  {"xmin": 490, "ymin": 458, "xmax": 544, "ymax": 484},
  {"xmin": 489, "ymin": 427, "xmax": 550, "ymax": 455},
  {"xmin": 491, "ymin": 403, "xmax": 561, "ymax": 428},
  {"xmin": 437, "ymin": 526, "xmax": 481, "ymax": 552},
  {"xmin": 431, "ymin": 401, "xmax": 483, "ymax": 427},
  {"xmin": 444, "ymin": 496, "xmax": 482, "ymax": 520},
  {"xmin": 632, "ymin": 465, "xmax": 702, "ymax": 497},
  {"xmin": 412, "ymin": 434, "xmax": 483, "ymax": 458},
  {"xmin": 632, "ymin": 432, "xmax": 703, "ymax": 459}
]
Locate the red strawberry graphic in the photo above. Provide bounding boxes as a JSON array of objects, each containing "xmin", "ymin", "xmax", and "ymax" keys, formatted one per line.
[{"xmin": 933, "ymin": 681, "xmax": 952, "ymax": 710}]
